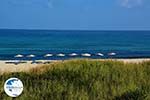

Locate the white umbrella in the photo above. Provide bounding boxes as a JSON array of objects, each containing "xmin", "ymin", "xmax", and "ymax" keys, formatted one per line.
[
  {"xmin": 81, "ymin": 53, "xmax": 91, "ymax": 57},
  {"xmin": 97, "ymin": 53, "xmax": 104, "ymax": 56},
  {"xmin": 27, "ymin": 54, "xmax": 35, "ymax": 58},
  {"xmin": 108, "ymin": 52, "xmax": 116, "ymax": 56},
  {"xmin": 44, "ymin": 54, "xmax": 53, "ymax": 57},
  {"xmin": 14, "ymin": 54, "xmax": 24, "ymax": 58},
  {"xmin": 57, "ymin": 53, "xmax": 65, "ymax": 57},
  {"xmin": 69, "ymin": 53, "xmax": 78, "ymax": 56}
]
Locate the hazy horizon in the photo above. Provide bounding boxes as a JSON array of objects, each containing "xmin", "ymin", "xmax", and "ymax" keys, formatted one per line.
[{"xmin": 0, "ymin": 28, "xmax": 150, "ymax": 31}]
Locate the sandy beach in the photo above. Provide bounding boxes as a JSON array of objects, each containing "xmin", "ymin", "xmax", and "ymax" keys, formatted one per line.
[
  {"xmin": 0, "ymin": 59, "xmax": 150, "ymax": 75},
  {"xmin": 0, "ymin": 61, "xmax": 36, "ymax": 75},
  {"xmin": 0, "ymin": 60, "xmax": 58, "ymax": 75}
]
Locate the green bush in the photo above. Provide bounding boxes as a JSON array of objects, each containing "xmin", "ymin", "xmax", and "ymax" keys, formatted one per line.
[{"xmin": 0, "ymin": 59, "xmax": 150, "ymax": 100}]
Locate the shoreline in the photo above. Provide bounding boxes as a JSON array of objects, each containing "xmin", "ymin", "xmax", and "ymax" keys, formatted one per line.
[{"xmin": 0, "ymin": 58, "xmax": 150, "ymax": 75}]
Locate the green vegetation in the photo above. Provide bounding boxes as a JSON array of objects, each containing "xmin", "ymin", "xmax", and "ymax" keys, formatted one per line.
[{"xmin": 0, "ymin": 59, "xmax": 150, "ymax": 100}]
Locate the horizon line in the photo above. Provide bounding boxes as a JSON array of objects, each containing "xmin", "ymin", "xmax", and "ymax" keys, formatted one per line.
[{"xmin": 0, "ymin": 28, "xmax": 150, "ymax": 31}]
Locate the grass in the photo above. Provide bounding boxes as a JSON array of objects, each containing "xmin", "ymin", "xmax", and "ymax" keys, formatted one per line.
[{"xmin": 0, "ymin": 59, "xmax": 150, "ymax": 100}]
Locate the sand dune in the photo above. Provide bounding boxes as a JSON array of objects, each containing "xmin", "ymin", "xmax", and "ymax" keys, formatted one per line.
[{"xmin": 0, "ymin": 59, "xmax": 150, "ymax": 74}]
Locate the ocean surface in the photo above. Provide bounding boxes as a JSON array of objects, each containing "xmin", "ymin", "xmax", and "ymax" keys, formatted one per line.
[{"xmin": 0, "ymin": 29, "xmax": 150, "ymax": 60}]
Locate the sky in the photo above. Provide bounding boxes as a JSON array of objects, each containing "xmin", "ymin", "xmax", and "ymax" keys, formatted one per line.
[{"xmin": 0, "ymin": 0, "xmax": 150, "ymax": 30}]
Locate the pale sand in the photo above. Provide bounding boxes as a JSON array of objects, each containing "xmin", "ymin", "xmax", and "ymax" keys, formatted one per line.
[
  {"xmin": 0, "ymin": 60, "xmax": 58, "ymax": 75},
  {"xmin": 114, "ymin": 58, "xmax": 150, "ymax": 63},
  {"xmin": 0, "ymin": 59, "xmax": 150, "ymax": 74},
  {"xmin": 0, "ymin": 61, "xmax": 36, "ymax": 75}
]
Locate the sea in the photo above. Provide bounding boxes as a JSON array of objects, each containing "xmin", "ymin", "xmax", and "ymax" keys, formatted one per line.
[{"xmin": 0, "ymin": 29, "xmax": 150, "ymax": 60}]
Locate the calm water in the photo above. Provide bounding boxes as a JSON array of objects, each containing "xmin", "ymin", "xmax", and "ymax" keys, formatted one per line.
[{"xmin": 0, "ymin": 29, "xmax": 150, "ymax": 60}]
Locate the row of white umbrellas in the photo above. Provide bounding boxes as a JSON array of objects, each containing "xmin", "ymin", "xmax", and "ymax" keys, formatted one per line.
[
  {"xmin": 15, "ymin": 54, "xmax": 35, "ymax": 58},
  {"xmin": 14, "ymin": 52, "xmax": 116, "ymax": 58}
]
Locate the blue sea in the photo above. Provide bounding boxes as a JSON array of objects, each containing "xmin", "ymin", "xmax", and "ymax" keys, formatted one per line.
[{"xmin": 0, "ymin": 29, "xmax": 150, "ymax": 60}]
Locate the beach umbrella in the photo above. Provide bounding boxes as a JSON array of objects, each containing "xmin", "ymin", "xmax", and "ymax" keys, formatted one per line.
[
  {"xmin": 69, "ymin": 53, "xmax": 78, "ymax": 56},
  {"xmin": 97, "ymin": 53, "xmax": 104, "ymax": 56},
  {"xmin": 27, "ymin": 54, "xmax": 36, "ymax": 58},
  {"xmin": 57, "ymin": 53, "xmax": 65, "ymax": 57},
  {"xmin": 14, "ymin": 55, "xmax": 24, "ymax": 63},
  {"xmin": 44, "ymin": 54, "xmax": 53, "ymax": 57},
  {"xmin": 108, "ymin": 52, "xmax": 116, "ymax": 56},
  {"xmin": 14, "ymin": 54, "xmax": 24, "ymax": 58},
  {"xmin": 81, "ymin": 53, "xmax": 91, "ymax": 57}
]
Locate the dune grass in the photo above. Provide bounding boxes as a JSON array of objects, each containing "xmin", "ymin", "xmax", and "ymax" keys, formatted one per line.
[{"xmin": 0, "ymin": 59, "xmax": 150, "ymax": 100}]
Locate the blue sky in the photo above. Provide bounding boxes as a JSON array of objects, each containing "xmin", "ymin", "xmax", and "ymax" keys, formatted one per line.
[{"xmin": 0, "ymin": 0, "xmax": 150, "ymax": 30}]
